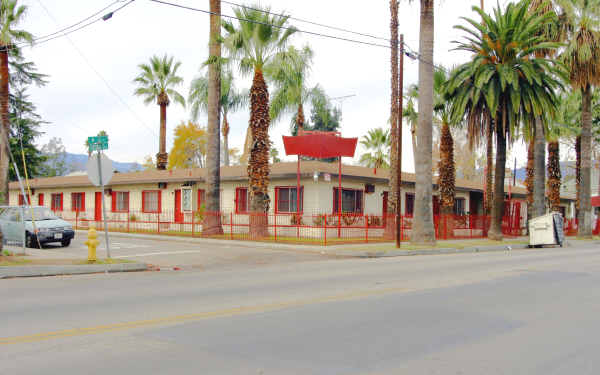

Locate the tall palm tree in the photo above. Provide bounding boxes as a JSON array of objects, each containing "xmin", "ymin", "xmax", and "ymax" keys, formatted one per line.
[
  {"xmin": 0, "ymin": 0, "xmax": 32, "ymax": 204},
  {"xmin": 133, "ymin": 55, "xmax": 185, "ymax": 170},
  {"xmin": 411, "ymin": 0, "xmax": 436, "ymax": 245},
  {"xmin": 434, "ymin": 68, "xmax": 456, "ymax": 218},
  {"xmin": 189, "ymin": 69, "xmax": 246, "ymax": 166},
  {"xmin": 529, "ymin": 0, "xmax": 561, "ymax": 218},
  {"xmin": 359, "ymin": 128, "xmax": 390, "ymax": 168},
  {"xmin": 223, "ymin": 5, "xmax": 297, "ymax": 237},
  {"xmin": 557, "ymin": 0, "xmax": 600, "ymax": 237},
  {"xmin": 268, "ymin": 45, "xmax": 323, "ymax": 136},
  {"xmin": 448, "ymin": 0, "xmax": 564, "ymax": 240},
  {"xmin": 388, "ymin": 0, "xmax": 400, "ymax": 239},
  {"xmin": 204, "ymin": 0, "xmax": 223, "ymax": 235}
]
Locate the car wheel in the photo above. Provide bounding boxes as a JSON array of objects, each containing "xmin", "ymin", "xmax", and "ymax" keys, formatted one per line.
[
  {"xmin": 26, "ymin": 234, "xmax": 38, "ymax": 249},
  {"xmin": 61, "ymin": 239, "xmax": 71, "ymax": 247}
]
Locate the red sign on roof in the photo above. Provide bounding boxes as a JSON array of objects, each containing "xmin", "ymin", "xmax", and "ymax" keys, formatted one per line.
[{"xmin": 282, "ymin": 132, "xmax": 358, "ymax": 158}]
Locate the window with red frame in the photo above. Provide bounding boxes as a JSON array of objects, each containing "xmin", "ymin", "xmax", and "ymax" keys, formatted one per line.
[
  {"xmin": 71, "ymin": 192, "xmax": 85, "ymax": 212},
  {"xmin": 112, "ymin": 191, "xmax": 129, "ymax": 212},
  {"xmin": 235, "ymin": 187, "xmax": 249, "ymax": 213},
  {"xmin": 142, "ymin": 191, "xmax": 161, "ymax": 213},
  {"xmin": 51, "ymin": 193, "xmax": 63, "ymax": 211},
  {"xmin": 405, "ymin": 193, "xmax": 415, "ymax": 217},
  {"xmin": 454, "ymin": 197, "xmax": 466, "ymax": 216},
  {"xmin": 18, "ymin": 194, "xmax": 30, "ymax": 206},
  {"xmin": 198, "ymin": 189, "xmax": 206, "ymax": 209},
  {"xmin": 275, "ymin": 186, "xmax": 303, "ymax": 213},
  {"xmin": 333, "ymin": 188, "xmax": 363, "ymax": 214}
]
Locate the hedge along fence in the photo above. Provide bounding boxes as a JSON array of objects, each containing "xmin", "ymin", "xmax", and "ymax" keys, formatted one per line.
[{"xmin": 45, "ymin": 208, "xmax": 556, "ymax": 245}]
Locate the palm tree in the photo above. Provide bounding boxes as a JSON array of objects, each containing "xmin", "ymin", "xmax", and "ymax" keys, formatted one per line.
[
  {"xmin": 448, "ymin": 0, "xmax": 564, "ymax": 240},
  {"xmin": 434, "ymin": 68, "xmax": 456, "ymax": 217},
  {"xmin": 388, "ymin": 0, "xmax": 400, "ymax": 240},
  {"xmin": 268, "ymin": 45, "xmax": 323, "ymax": 136},
  {"xmin": 557, "ymin": 0, "xmax": 600, "ymax": 237},
  {"xmin": 529, "ymin": 0, "xmax": 562, "ymax": 218},
  {"xmin": 223, "ymin": 5, "xmax": 297, "ymax": 237},
  {"xmin": 0, "ymin": 0, "xmax": 32, "ymax": 205},
  {"xmin": 411, "ymin": 0, "xmax": 436, "ymax": 245},
  {"xmin": 359, "ymin": 128, "xmax": 390, "ymax": 169},
  {"xmin": 403, "ymin": 84, "xmax": 419, "ymax": 172},
  {"xmin": 133, "ymin": 55, "xmax": 185, "ymax": 170},
  {"xmin": 189, "ymin": 69, "xmax": 246, "ymax": 167}
]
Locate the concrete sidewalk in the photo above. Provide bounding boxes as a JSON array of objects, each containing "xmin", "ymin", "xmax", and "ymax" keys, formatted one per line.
[{"xmin": 0, "ymin": 263, "xmax": 148, "ymax": 279}]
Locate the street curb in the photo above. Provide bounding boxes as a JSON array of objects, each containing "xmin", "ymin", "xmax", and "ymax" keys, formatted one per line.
[{"xmin": 0, "ymin": 263, "xmax": 148, "ymax": 279}]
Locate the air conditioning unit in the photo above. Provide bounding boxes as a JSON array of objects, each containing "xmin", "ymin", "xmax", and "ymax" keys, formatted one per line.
[{"xmin": 365, "ymin": 184, "xmax": 375, "ymax": 194}]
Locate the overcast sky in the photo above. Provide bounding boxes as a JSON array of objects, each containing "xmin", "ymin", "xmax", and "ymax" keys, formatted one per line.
[{"xmin": 20, "ymin": 0, "xmax": 522, "ymax": 172}]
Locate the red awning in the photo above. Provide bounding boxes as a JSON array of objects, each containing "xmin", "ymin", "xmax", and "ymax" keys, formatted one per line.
[
  {"xmin": 282, "ymin": 134, "xmax": 358, "ymax": 158},
  {"xmin": 592, "ymin": 196, "xmax": 600, "ymax": 207}
]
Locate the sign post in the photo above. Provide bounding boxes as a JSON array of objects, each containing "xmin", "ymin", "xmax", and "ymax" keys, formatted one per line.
[{"xmin": 86, "ymin": 136, "xmax": 112, "ymax": 258}]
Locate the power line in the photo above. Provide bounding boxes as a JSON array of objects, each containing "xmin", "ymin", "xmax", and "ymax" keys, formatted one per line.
[
  {"xmin": 147, "ymin": 0, "xmax": 391, "ymax": 49},
  {"xmin": 221, "ymin": 0, "xmax": 390, "ymax": 43},
  {"xmin": 35, "ymin": 0, "xmax": 157, "ymax": 138}
]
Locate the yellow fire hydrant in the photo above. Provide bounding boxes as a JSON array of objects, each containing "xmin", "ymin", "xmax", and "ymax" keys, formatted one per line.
[{"xmin": 85, "ymin": 227, "xmax": 99, "ymax": 263}]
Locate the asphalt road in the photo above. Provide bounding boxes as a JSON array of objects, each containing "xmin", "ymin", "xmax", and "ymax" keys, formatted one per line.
[{"xmin": 2, "ymin": 241, "xmax": 600, "ymax": 374}]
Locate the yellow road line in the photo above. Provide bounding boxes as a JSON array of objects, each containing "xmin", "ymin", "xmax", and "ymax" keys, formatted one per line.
[{"xmin": 0, "ymin": 286, "xmax": 413, "ymax": 345}]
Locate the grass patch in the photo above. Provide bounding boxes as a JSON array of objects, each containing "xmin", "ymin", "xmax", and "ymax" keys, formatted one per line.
[
  {"xmin": 0, "ymin": 256, "xmax": 32, "ymax": 266},
  {"xmin": 0, "ymin": 257, "xmax": 134, "ymax": 266}
]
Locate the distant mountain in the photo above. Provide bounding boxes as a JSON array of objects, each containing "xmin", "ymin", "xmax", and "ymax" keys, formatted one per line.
[
  {"xmin": 513, "ymin": 161, "xmax": 576, "ymax": 183},
  {"xmin": 64, "ymin": 153, "xmax": 142, "ymax": 175}
]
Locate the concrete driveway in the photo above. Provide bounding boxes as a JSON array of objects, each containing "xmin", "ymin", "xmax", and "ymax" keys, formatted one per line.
[{"xmin": 36, "ymin": 231, "xmax": 339, "ymax": 270}]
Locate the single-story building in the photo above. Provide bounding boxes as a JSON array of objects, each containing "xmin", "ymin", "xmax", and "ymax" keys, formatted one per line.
[{"xmin": 7, "ymin": 161, "xmax": 576, "ymax": 240}]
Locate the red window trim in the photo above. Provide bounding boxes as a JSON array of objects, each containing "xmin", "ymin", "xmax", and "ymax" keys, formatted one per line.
[
  {"xmin": 332, "ymin": 187, "xmax": 364, "ymax": 214},
  {"xmin": 274, "ymin": 186, "xmax": 304, "ymax": 214},
  {"xmin": 198, "ymin": 189, "xmax": 206, "ymax": 210},
  {"xmin": 111, "ymin": 191, "xmax": 130, "ymax": 213},
  {"xmin": 142, "ymin": 190, "xmax": 162, "ymax": 213},
  {"xmin": 51, "ymin": 193, "xmax": 63, "ymax": 211},
  {"xmin": 71, "ymin": 192, "xmax": 85, "ymax": 212},
  {"xmin": 235, "ymin": 187, "xmax": 249, "ymax": 214}
]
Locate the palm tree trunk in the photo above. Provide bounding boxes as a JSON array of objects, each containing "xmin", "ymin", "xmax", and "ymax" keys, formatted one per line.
[
  {"xmin": 488, "ymin": 113, "xmax": 507, "ymax": 240},
  {"xmin": 412, "ymin": 0, "xmax": 436, "ymax": 245},
  {"xmin": 438, "ymin": 121, "xmax": 455, "ymax": 238},
  {"xmin": 485, "ymin": 116, "xmax": 493, "ymax": 215},
  {"xmin": 533, "ymin": 117, "xmax": 546, "ymax": 217},
  {"xmin": 240, "ymin": 124, "xmax": 252, "ymax": 164},
  {"xmin": 547, "ymin": 141, "xmax": 561, "ymax": 212},
  {"xmin": 386, "ymin": 0, "xmax": 399, "ymax": 239},
  {"xmin": 222, "ymin": 112, "xmax": 230, "ymax": 166},
  {"xmin": 525, "ymin": 137, "xmax": 534, "ymax": 226},
  {"xmin": 576, "ymin": 135, "xmax": 581, "ymax": 213},
  {"xmin": 0, "ymin": 48, "xmax": 9, "ymax": 206},
  {"xmin": 156, "ymin": 100, "xmax": 168, "ymax": 170},
  {"xmin": 204, "ymin": 0, "xmax": 224, "ymax": 235},
  {"xmin": 411, "ymin": 125, "xmax": 418, "ymax": 172},
  {"xmin": 579, "ymin": 85, "xmax": 593, "ymax": 237},
  {"xmin": 296, "ymin": 103, "xmax": 305, "ymax": 132},
  {"xmin": 248, "ymin": 69, "xmax": 270, "ymax": 238}
]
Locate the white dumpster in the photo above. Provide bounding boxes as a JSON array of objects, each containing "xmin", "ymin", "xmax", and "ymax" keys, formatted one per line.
[{"xmin": 528, "ymin": 213, "xmax": 564, "ymax": 248}]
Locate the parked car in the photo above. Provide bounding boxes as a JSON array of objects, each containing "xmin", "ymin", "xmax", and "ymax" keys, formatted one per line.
[{"xmin": 0, "ymin": 206, "xmax": 74, "ymax": 248}]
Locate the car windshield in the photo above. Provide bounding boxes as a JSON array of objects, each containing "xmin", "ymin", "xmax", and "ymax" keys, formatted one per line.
[{"xmin": 23, "ymin": 207, "xmax": 59, "ymax": 221}]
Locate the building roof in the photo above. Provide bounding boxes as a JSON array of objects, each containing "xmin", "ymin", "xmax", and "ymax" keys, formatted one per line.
[{"xmin": 8, "ymin": 161, "xmax": 574, "ymax": 200}]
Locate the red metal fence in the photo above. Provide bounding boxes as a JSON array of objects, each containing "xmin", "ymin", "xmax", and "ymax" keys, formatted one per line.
[{"xmin": 47, "ymin": 209, "xmax": 553, "ymax": 245}]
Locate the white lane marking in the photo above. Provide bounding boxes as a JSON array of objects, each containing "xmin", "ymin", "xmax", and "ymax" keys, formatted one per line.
[{"xmin": 113, "ymin": 250, "xmax": 209, "ymax": 258}]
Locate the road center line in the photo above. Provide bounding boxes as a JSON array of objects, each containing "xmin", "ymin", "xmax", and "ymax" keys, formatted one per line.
[{"xmin": 0, "ymin": 286, "xmax": 414, "ymax": 345}]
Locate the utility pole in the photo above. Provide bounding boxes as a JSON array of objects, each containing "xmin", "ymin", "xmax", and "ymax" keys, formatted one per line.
[{"xmin": 396, "ymin": 34, "xmax": 404, "ymax": 248}]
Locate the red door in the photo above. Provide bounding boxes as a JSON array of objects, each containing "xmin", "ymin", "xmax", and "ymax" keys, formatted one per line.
[
  {"xmin": 95, "ymin": 192, "xmax": 102, "ymax": 221},
  {"xmin": 174, "ymin": 189, "xmax": 183, "ymax": 223},
  {"xmin": 38, "ymin": 193, "xmax": 44, "ymax": 206}
]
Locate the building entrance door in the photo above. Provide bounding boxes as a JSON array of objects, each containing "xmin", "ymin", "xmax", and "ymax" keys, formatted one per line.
[
  {"xmin": 95, "ymin": 192, "xmax": 102, "ymax": 221},
  {"xmin": 174, "ymin": 189, "xmax": 183, "ymax": 223}
]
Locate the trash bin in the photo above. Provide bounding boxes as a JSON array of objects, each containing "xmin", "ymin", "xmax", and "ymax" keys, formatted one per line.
[{"xmin": 528, "ymin": 212, "xmax": 564, "ymax": 248}]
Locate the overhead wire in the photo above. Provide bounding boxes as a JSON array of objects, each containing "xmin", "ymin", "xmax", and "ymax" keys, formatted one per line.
[{"xmin": 35, "ymin": 0, "xmax": 158, "ymax": 138}]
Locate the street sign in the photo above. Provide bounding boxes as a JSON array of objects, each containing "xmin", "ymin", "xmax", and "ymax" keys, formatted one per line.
[
  {"xmin": 86, "ymin": 153, "xmax": 114, "ymax": 187},
  {"xmin": 87, "ymin": 135, "xmax": 108, "ymax": 151}
]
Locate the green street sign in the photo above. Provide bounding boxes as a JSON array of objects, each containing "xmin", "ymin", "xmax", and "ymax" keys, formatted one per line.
[{"xmin": 88, "ymin": 135, "xmax": 109, "ymax": 151}]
